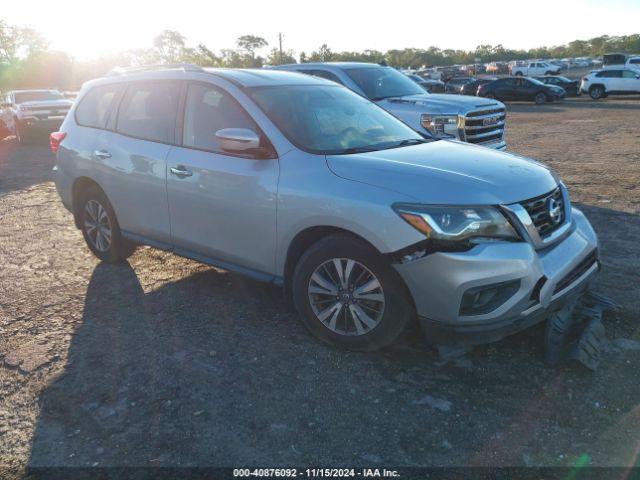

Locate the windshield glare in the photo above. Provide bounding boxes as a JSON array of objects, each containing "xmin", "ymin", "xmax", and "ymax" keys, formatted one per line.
[
  {"xmin": 14, "ymin": 91, "xmax": 64, "ymax": 103},
  {"xmin": 344, "ymin": 67, "xmax": 426, "ymax": 100},
  {"xmin": 250, "ymin": 85, "xmax": 427, "ymax": 155}
]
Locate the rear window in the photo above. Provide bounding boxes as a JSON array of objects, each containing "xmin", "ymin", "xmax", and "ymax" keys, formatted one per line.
[
  {"xmin": 75, "ymin": 85, "xmax": 121, "ymax": 129},
  {"xmin": 116, "ymin": 82, "xmax": 180, "ymax": 144}
]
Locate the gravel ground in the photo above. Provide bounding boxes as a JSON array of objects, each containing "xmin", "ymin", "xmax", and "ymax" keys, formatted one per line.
[{"xmin": 0, "ymin": 96, "xmax": 639, "ymax": 475}]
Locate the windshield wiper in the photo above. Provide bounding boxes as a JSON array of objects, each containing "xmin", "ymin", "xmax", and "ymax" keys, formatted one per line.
[
  {"xmin": 337, "ymin": 146, "xmax": 380, "ymax": 155},
  {"xmin": 395, "ymin": 138, "xmax": 427, "ymax": 147}
]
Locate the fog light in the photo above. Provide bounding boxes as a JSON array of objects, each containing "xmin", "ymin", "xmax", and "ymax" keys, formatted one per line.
[{"xmin": 459, "ymin": 280, "xmax": 520, "ymax": 316}]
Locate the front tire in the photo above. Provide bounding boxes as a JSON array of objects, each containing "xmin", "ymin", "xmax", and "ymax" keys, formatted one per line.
[
  {"xmin": 589, "ymin": 85, "xmax": 604, "ymax": 100},
  {"xmin": 78, "ymin": 186, "xmax": 136, "ymax": 263},
  {"xmin": 514, "ymin": 71, "xmax": 523, "ymax": 76},
  {"xmin": 534, "ymin": 92, "xmax": 548, "ymax": 104},
  {"xmin": 292, "ymin": 234, "xmax": 412, "ymax": 351}
]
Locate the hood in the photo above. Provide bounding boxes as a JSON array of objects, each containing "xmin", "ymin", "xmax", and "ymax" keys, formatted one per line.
[
  {"xmin": 376, "ymin": 93, "xmax": 502, "ymax": 115},
  {"xmin": 326, "ymin": 140, "xmax": 558, "ymax": 205},
  {"xmin": 19, "ymin": 99, "xmax": 72, "ymax": 109}
]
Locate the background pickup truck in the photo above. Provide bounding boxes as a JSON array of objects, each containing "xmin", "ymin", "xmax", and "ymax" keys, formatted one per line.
[{"xmin": 511, "ymin": 62, "xmax": 561, "ymax": 76}]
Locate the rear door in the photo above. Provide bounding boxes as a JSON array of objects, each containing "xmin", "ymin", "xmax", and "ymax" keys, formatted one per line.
[
  {"xmin": 165, "ymin": 81, "xmax": 279, "ymax": 275},
  {"xmin": 91, "ymin": 80, "xmax": 180, "ymax": 246},
  {"xmin": 497, "ymin": 79, "xmax": 517, "ymax": 100}
]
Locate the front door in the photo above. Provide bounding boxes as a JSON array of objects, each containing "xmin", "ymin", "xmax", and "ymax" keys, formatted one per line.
[{"xmin": 166, "ymin": 82, "xmax": 279, "ymax": 276}]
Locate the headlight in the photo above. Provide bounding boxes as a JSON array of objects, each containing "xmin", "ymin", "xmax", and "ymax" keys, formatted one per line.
[
  {"xmin": 420, "ymin": 114, "xmax": 460, "ymax": 138},
  {"xmin": 393, "ymin": 204, "xmax": 520, "ymax": 243}
]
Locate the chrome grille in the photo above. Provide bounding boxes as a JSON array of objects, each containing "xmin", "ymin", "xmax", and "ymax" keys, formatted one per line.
[
  {"xmin": 520, "ymin": 187, "xmax": 565, "ymax": 238},
  {"xmin": 462, "ymin": 107, "xmax": 506, "ymax": 146}
]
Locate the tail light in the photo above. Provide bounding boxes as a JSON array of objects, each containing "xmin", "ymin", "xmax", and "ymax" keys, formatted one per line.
[{"xmin": 49, "ymin": 131, "xmax": 66, "ymax": 154}]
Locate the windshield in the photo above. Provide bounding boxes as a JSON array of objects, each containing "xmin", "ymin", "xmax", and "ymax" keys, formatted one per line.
[
  {"xmin": 14, "ymin": 90, "xmax": 64, "ymax": 103},
  {"xmin": 344, "ymin": 67, "xmax": 425, "ymax": 100},
  {"xmin": 250, "ymin": 85, "xmax": 428, "ymax": 155}
]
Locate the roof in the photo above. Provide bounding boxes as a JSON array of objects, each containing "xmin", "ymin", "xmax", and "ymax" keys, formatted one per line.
[
  {"xmin": 205, "ymin": 68, "xmax": 334, "ymax": 87},
  {"xmin": 278, "ymin": 62, "xmax": 382, "ymax": 70},
  {"xmin": 9, "ymin": 89, "xmax": 61, "ymax": 94},
  {"xmin": 91, "ymin": 65, "xmax": 336, "ymax": 89}
]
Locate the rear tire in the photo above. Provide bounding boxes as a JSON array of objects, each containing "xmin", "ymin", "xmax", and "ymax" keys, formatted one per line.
[
  {"xmin": 534, "ymin": 92, "xmax": 548, "ymax": 104},
  {"xmin": 545, "ymin": 71, "xmax": 553, "ymax": 75},
  {"xmin": 514, "ymin": 71, "xmax": 523, "ymax": 76},
  {"xmin": 589, "ymin": 85, "xmax": 604, "ymax": 100},
  {"xmin": 292, "ymin": 234, "xmax": 412, "ymax": 351},
  {"xmin": 78, "ymin": 186, "xmax": 136, "ymax": 263}
]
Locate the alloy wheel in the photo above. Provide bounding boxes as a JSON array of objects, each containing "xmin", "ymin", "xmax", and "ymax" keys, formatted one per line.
[
  {"xmin": 84, "ymin": 199, "xmax": 112, "ymax": 252},
  {"xmin": 307, "ymin": 258, "xmax": 385, "ymax": 336}
]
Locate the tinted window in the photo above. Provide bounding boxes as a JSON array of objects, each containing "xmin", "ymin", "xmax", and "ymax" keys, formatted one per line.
[
  {"xmin": 116, "ymin": 82, "xmax": 180, "ymax": 143},
  {"xmin": 250, "ymin": 85, "xmax": 425, "ymax": 155},
  {"xmin": 75, "ymin": 84, "xmax": 121, "ymax": 129},
  {"xmin": 183, "ymin": 83, "xmax": 257, "ymax": 152},
  {"xmin": 597, "ymin": 70, "xmax": 622, "ymax": 78},
  {"xmin": 628, "ymin": 58, "xmax": 640, "ymax": 65},
  {"xmin": 309, "ymin": 70, "xmax": 344, "ymax": 85},
  {"xmin": 622, "ymin": 70, "xmax": 639, "ymax": 78},
  {"xmin": 344, "ymin": 67, "xmax": 424, "ymax": 100}
]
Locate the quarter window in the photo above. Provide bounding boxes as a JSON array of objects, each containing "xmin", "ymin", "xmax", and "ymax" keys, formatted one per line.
[
  {"xmin": 75, "ymin": 84, "xmax": 121, "ymax": 129},
  {"xmin": 182, "ymin": 83, "xmax": 257, "ymax": 152},
  {"xmin": 116, "ymin": 82, "xmax": 180, "ymax": 144}
]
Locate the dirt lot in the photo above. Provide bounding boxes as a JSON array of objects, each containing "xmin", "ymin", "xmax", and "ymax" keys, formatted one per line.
[{"xmin": 1, "ymin": 97, "xmax": 639, "ymax": 475}]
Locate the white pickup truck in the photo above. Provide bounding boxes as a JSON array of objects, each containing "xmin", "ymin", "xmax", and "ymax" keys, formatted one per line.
[{"xmin": 510, "ymin": 61, "xmax": 561, "ymax": 76}]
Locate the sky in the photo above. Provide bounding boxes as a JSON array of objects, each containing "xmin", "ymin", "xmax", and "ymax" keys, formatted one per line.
[{"xmin": 4, "ymin": 0, "xmax": 640, "ymax": 59}]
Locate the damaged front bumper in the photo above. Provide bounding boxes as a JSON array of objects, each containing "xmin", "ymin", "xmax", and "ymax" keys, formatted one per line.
[{"xmin": 394, "ymin": 207, "xmax": 599, "ymax": 346}]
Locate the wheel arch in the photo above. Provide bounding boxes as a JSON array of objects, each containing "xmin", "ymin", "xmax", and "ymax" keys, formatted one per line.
[
  {"xmin": 283, "ymin": 226, "xmax": 381, "ymax": 296},
  {"xmin": 71, "ymin": 176, "xmax": 107, "ymax": 229}
]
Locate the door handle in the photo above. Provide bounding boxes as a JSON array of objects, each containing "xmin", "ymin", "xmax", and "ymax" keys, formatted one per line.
[
  {"xmin": 93, "ymin": 149, "xmax": 112, "ymax": 160},
  {"xmin": 170, "ymin": 166, "xmax": 193, "ymax": 178}
]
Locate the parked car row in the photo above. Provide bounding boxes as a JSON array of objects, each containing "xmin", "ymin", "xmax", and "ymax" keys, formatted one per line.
[
  {"xmin": 50, "ymin": 64, "xmax": 600, "ymax": 351},
  {"xmin": 426, "ymin": 66, "xmax": 639, "ymax": 103}
]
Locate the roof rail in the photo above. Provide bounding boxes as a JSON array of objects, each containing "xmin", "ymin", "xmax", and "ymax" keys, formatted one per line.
[{"xmin": 106, "ymin": 63, "xmax": 204, "ymax": 76}]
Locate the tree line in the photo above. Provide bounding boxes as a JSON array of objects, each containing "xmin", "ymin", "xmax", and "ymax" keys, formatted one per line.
[{"xmin": 1, "ymin": 18, "xmax": 639, "ymax": 91}]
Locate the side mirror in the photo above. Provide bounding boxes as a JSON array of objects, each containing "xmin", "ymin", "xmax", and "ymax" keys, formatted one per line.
[{"xmin": 215, "ymin": 128, "xmax": 261, "ymax": 155}]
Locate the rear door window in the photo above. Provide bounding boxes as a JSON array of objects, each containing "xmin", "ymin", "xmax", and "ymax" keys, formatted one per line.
[
  {"xmin": 597, "ymin": 70, "xmax": 622, "ymax": 78},
  {"xmin": 116, "ymin": 82, "xmax": 180, "ymax": 144},
  {"xmin": 75, "ymin": 84, "xmax": 122, "ymax": 129}
]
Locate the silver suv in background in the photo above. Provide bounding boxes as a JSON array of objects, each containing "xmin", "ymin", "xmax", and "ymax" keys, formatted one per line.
[
  {"xmin": 275, "ymin": 63, "xmax": 508, "ymax": 150},
  {"xmin": 53, "ymin": 66, "xmax": 598, "ymax": 352},
  {"xmin": 1, "ymin": 89, "xmax": 73, "ymax": 143}
]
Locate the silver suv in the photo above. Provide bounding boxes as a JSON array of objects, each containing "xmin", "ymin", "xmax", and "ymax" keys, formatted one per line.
[
  {"xmin": 53, "ymin": 65, "xmax": 599, "ymax": 351},
  {"xmin": 275, "ymin": 62, "xmax": 507, "ymax": 150}
]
